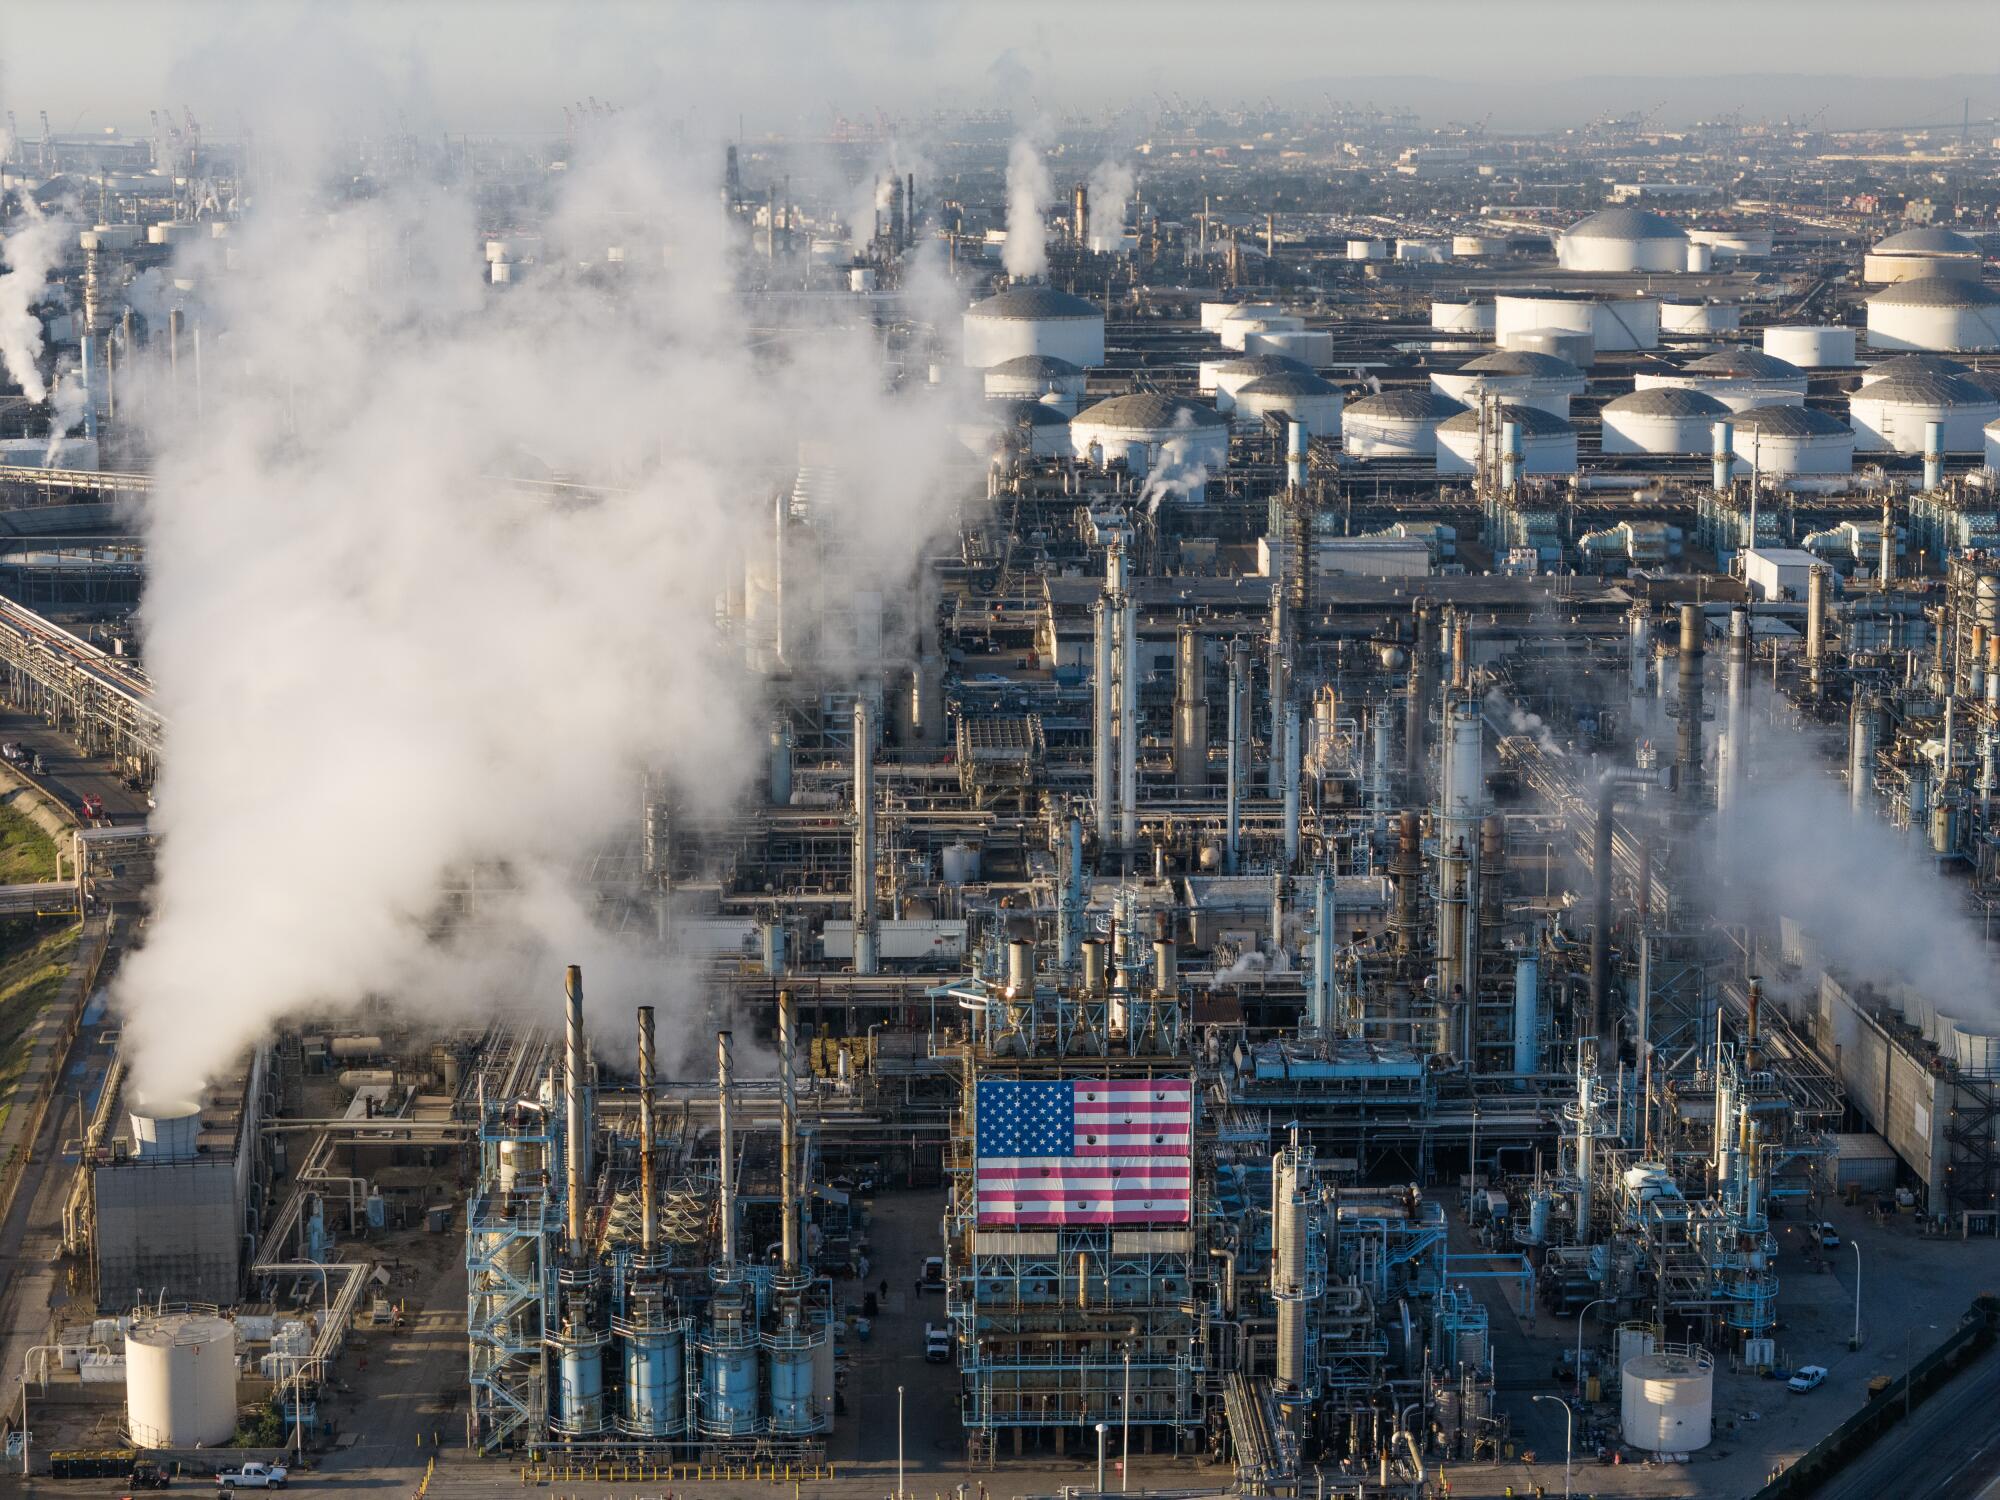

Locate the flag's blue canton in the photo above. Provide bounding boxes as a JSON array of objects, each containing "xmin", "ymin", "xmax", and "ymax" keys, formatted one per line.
[{"xmin": 977, "ymin": 1079, "xmax": 1073, "ymax": 1157}]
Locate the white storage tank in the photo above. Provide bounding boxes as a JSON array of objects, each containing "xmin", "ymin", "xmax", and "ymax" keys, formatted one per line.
[
  {"xmin": 1203, "ymin": 352, "xmax": 1312, "ymax": 410},
  {"xmin": 1394, "ymin": 238, "xmax": 1449, "ymax": 263},
  {"xmin": 1858, "ymin": 352, "xmax": 1969, "ymax": 387},
  {"xmin": 1451, "ymin": 234, "xmax": 1511, "ymax": 259},
  {"xmin": 961, "ymin": 286, "xmax": 1106, "ymax": 369},
  {"xmin": 1070, "ymin": 394, "xmax": 1231, "ymax": 488},
  {"xmin": 1244, "ymin": 328, "xmax": 1334, "ymax": 365},
  {"xmin": 1986, "ymin": 416, "xmax": 2000, "ymax": 472},
  {"xmin": 1342, "ymin": 390, "xmax": 1466, "ymax": 460},
  {"xmin": 1601, "ymin": 387, "xmax": 1731, "ymax": 455},
  {"xmin": 1435, "ymin": 403, "xmax": 1578, "ymax": 478},
  {"xmin": 1866, "ymin": 278, "xmax": 2000, "ymax": 353},
  {"xmin": 1232, "ymin": 370, "xmax": 1344, "ymax": 437},
  {"xmin": 1849, "ymin": 372, "xmax": 2000, "ymax": 453},
  {"xmin": 1431, "ymin": 298, "xmax": 1496, "ymax": 335},
  {"xmin": 1555, "ymin": 207, "xmax": 1689, "ymax": 273},
  {"xmin": 1495, "ymin": 291, "xmax": 1659, "ymax": 353},
  {"xmin": 1218, "ymin": 304, "xmax": 1304, "ymax": 352},
  {"xmin": 1200, "ymin": 301, "xmax": 1249, "ymax": 332},
  {"xmin": 1684, "ymin": 241, "xmax": 1715, "ymax": 273},
  {"xmin": 1621, "ymin": 1347, "xmax": 1714, "ymax": 1453},
  {"xmin": 125, "ymin": 1315, "xmax": 239, "ymax": 1450},
  {"xmin": 982, "ymin": 354, "xmax": 1086, "ymax": 413},
  {"xmin": 1503, "ymin": 326, "xmax": 1596, "ymax": 368},
  {"xmin": 1634, "ymin": 349, "xmax": 1808, "ymax": 412},
  {"xmin": 1658, "ymin": 298, "xmax": 1741, "ymax": 336},
  {"xmin": 1763, "ymin": 325, "xmax": 1859, "ymax": 369},
  {"xmin": 1346, "ymin": 238, "xmax": 1387, "ymax": 261},
  {"xmin": 959, "ymin": 400, "xmax": 1071, "ymax": 460},
  {"xmin": 1431, "ymin": 349, "xmax": 1587, "ymax": 418},
  {"xmin": 1729, "ymin": 404, "xmax": 1855, "ymax": 478},
  {"xmin": 1863, "ymin": 226, "xmax": 1983, "ymax": 285},
  {"xmin": 1689, "ymin": 228, "xmax": 1773, "ymax": 259}
]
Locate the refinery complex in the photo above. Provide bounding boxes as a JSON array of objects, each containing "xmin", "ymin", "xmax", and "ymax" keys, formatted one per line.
[{"xmin": 3, "ymin": 24, "xmax": 2000, "ymax": 1500}]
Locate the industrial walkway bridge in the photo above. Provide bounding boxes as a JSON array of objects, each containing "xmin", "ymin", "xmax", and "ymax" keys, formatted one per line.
[{"xmin": 0, "ymin": 594, "xmax": 161, "ymax": 778}]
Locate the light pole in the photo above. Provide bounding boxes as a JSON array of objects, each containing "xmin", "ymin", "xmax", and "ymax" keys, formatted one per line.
[
  {"xmin": 896, "ymin": 1383, "xmax": 905, "ymax": 1500},
  {"xmin": 1531, "ymin": 1393, "xmax": 1573, "ymax": 1499},
  {"xmin": 1849, "ymin": 1240, "xmax": 1862, "ymax": 1350},
  {"xmin": 1096, "ymin": 1420, "xmax": 1108, "ymax": 1494},
  {"xmin": 1575, "ymin": 1297, "xmax": 1613, "ymax": 1395},
  {"xmin": 19, "ymin": 1376, "xmax": 28, "ymax": 1478},
  {"xmin": 1121, "ymin": 1348, "xmax": 1132, "ymax": 1492}
]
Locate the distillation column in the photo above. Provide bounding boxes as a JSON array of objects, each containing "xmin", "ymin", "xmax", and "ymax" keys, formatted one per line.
[{"xmin": 853, "ymin": 699, "xmax": 878, "ymax": 974}]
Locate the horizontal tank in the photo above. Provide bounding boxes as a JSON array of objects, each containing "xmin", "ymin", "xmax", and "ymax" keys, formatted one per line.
[
  {"xmin": 125, "ymin": 1315, "xmax": 238, "ymax": 1450},
  {"xmin": 329, "ymin": 1034, "xmax": 387, "ymax": 1060}
]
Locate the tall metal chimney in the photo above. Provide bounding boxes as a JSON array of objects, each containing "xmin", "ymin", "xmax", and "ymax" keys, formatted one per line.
[
  {"xmin": 1879, "ymin": 496, "xmax": 1897, "ymax": 585},
  {"xmin": 1073, "ymin": 183, "xmax": 1089, "ymax": 247},
  {"xmin": 1589, "ymin": 781, "xmax": 1615, "ymax": 1048},
  {"xmin": 637, "ymin": 1004, "xmax": 658, "ymax": 1253},
  {"xmin": 564, "ymin": 965, "xmax": 589, "ymax": 1257},
  {"xmin": 778, "ymin": 991, "xmax": 799, "ymax": 1276},
  {"xmin": 1711, "ymin": 419, "xmax": 1733, "ymax": 494},
  {"xmin": 852, "ymin": 698, "xmax": 877, "ymax": 974},
  {"xmin": 1119, "ymin": 594, "xmax": 1139, "ymax": 855},
  {"xmin": 1094, "ymin": 598, "xmax": 1115, "ymax": 850},
  {"xmin": 1720, "ymin": 607, "xmax": 1749, "ymax": 813},
  {"xmin": 1287, "ymin": 420, "xmax": 1308, "ymax": 491},
  {"xmin": 716, "ymin": 1031, "xmax": 736, "ymax": 1271},
  {"xmin": 1805, "ymin": 565, "xmax": 1826, "ymax": 697},
  {"xmin": 1225, "ymin": 640, "xmax": 1247, "ymax": 872},
  {"xmin": 1676, "ymin": 603, "xmax": 1706, "ymax": 806},
  {"xmin": 1923, "ymin": 420, "xmax": 1944, "ymax": 492}
]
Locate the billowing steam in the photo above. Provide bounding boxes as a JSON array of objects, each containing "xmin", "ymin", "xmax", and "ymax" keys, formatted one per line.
[
  {"xmin": 0, "ymin": 195, "xmax": 69, "ymax": 403},
  {"xmin": 44, "ymin": 361, "xmax": 86, "ymax": 464},
  {"xmin": 1003, "ymin": 128, "xmax": 1052, "ymax": 280},
  {"xmin": 115, "ymin": 119, "xmax": 973, "ymax": 1098},
  {"xmin": 1085, "ymin": 158, "xmax": 1134, "ymax": 250}
]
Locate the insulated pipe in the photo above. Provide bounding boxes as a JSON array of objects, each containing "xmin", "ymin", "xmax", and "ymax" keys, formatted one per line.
[
  {"xmin": 637, "ymin": 1004, "xmax": 658, "ymax": 1254},
  {"xmin": 853, "ymin": 698, "xmax": 877, "ymax": 974},
  {"xmin": 1119, "ymin": 595, "xmax": 1140, "ymax": 854},
  {"xmin": 1721, "ymin": 607, "xmax": 1749, "ymax": 814},
  {"xmin": 1676, "ymin": 603, "xmax": 1706, "ymax": 807},
  {"xmin": 778, "ymin": 992, "xmax": 798, "ymax": 1275},
  {"xmin": 1094, "ymin": 599, "xmax": 1115, "ymax": 849},
  {"xmin": 564, "ymin": 965, "xmax": 589, "ymax": 1258},
  {"xmin": 716, "ymin": 1032, "xmax": 736, "ymax": 1271},
  {"xmin": 1711, "ymin": 420, "xmax": 1733, "ymax": 494},
  {"xmin": 1806, "ymin": 566, "xmax": 1826, "ymax": 697}
]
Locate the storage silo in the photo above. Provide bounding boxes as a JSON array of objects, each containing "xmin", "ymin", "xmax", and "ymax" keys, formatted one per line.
[
  {"xmin": 1621, "ymin": 1347, "xmax": 1714, "ymax": 1453},
  {"xmin": 1763, "ymin": 325, "xmax": 1858, "ymax": 369},
  {"xmin": 1435, "ymin": 403, "xmax": 1577, "ymax": 477},
  {"xmin": 1203, "ymin": 352, "xmax": 1312, "ymax": 410},
  {"xmin": 1634, "ymin": 348, "xmax": 1808, "ymax": 412},
  {"xmin": 1451, "ymin": 234, "xmax": 1511, "ymax": 258},
  {"xmin": 1863, "ymin": 226, "xmax": 1983, "ymax": 285},
  {"xmin": 1849, "ymin": 372, "xmax": 2000, "ymax": 453},
  {"xmin": 1858, "ymin": 352, "xmax": 1969, "ymax": 387},
  {"xmin": 1659, "ymin": 298, "xmax": 1741, "ymax": 336},
  {"xmin": 1601, "ymin": 387, "xmax": 1731, "ymax": 454},
  {"xmin": 1495, "ymin": 290, "xmax": 1660, "ymax": 353},
  {"xmin": 1431, "ymin": 298, "xmax": 1496, "ymax": 335},
  {"xmin": 982, "ymin": 354, "xmax": 1086, "ymax": 412},
  {"xmin": 1070, "ymin": 394, "xmax": 1231, "ymax": 488},
  {"xmin": 1218, "ymin": 304, "xmax": 1305, "ymax": 352},
  {"xmin": 1504, "ymin": 327, "xmax": 1597, "ymax": 368},
  {"xmin": 961, "ymin": 286, "xmax": 1106, "ymax": 369},
  {"xmin": 1431, "ymin": 349, "xmax": 1588, "ymax": 418},
  {"xmin": 1346, "ymin": 238, "xmax": 1388, "ymax": 261},
  {"xmin": 1555, "ymin": 206, "xmax": 1689, "ymax": 272},
  {"xmin": 1201, "ymin": 300, "xmax": 1249, "ymax": 332},
  {"xmin": 125, "ymin": 1315, "xmax": 239, "ymax": 1449},
  {"xmin": 1232, "ymin": 370, "xmax": 1344, "ymax": 437},
  {"xmin": 1866, "ymin": 278, "xmax": 2000, "ymax": 353},
  {"xmin": 1729, "ymin": 404, "xmax": 1855, "ymax": 478},
  {"xmin": 1342, "ymin": 389, "xmax": 1467, "ymax": 459},
  {"xmin": 1245, "ymin": 327, "xmax": 1334, "ymax": 365},
  {"xmin": 1395, "ymin": 238, "xmax": 1450, "ymax": 262}
]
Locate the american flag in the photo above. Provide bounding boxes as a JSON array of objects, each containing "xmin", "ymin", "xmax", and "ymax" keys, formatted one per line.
[{"xmin": 975, "ymin": 1077, "xmax": 1193, "ymax": 1226}]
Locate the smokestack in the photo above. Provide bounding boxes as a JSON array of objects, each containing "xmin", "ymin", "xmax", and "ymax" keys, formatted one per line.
[
  {"xmin": 1073, "ymin": 182, "xmax": 1089, "ymax": 247},
  {"xmin": 1119, "ymin": 594, "xmax": 1139, "ymax": 856},
  {"xmin": 1590, "ymin": 780, "xmax": 1615, "ymax": 1047},
  {"xmin": 1152, "ymin": 912, "xmax": 1177, "ymax": 996},
  {"xmin": 1850, "ymin": 692, "xmax": 1882, "ymax": 814},
  {"xmin": 1500, "ymin": 420, "xmax": 1521, "ymax": 494},
  {"xmin": 1225, "ymin": 639, "xmax": 1247, "ymax": 872},
  {"xmin": 1711, "ymin": 419, "xmax": 1733, "ymax": 494},
  {"xmin": 637, "ymin": 1004, "xmax": 658, "ymax": 1253},
  {"xmin": 1923, "ymin": 421, "xmax": 1944, "ymax": 493},
  {"xmin": 168, "ymin": 306, "xmax": 183, "ymax": 387},
  {"xmin": 1676, "ymin": 604, "xmax": 1705, "ymax": 806},
  {"xmin": 778, "ymin": 991, "xmax": 798, "ymax": 1276},
  {"xmin": 907, "ymin": 173, "xmax": 916, "ymax": 247},
  {"xmin": 716, "ymin": 1031, "xmax": 736, "ymax": 1271},
  {"xmin": 853, "ymin": 698, "xmax": 877, "ymax": 974},
  {"xmin": 1094, "ymin": 598, "xmax": 1115, "ymax": 851},
  {"xmin": 1744, "ymin": 976, "xmax": 1762, "ymax": 1074},
  {"xmin": 564, "ymin": 965, "xmax": 588, "ymax": 1256},
  {"xmin": 1721, "ymin": 607, "xmax": 1749, "ymax": 813},
  {"xmin": 1287, "ymin": 419, "xmax": 1308, "ymax": 491},
  {"xmin": 1879, "ymin": 496, "xmax": 1897, "ymax": 586},
  {"xmin": 1265, "ymin": 211, "xmax": 1275, "ymax": 261},
  {"xmin": 1806, "ymin": 566, "xmax": 1826, "ymax": 697}
]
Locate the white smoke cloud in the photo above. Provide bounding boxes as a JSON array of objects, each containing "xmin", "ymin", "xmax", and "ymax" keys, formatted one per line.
[
  {"xmin": 43, "ymin": 361, "xmax": 87, "ymax": 464},
  {"xmin": 0, "ymin": 194, "xmax": 70, "ymax": 403},
  {"xmin": 114, "ymin": 112, "xmax": 976, "ymax": 1099},
  {"xmin": 1085, "ymin": 158, "xmax": 1134, "ymax": 250},
  {"xmin": 1002, "ymin": 128, "xmax": 1053, "ymax": 280}
]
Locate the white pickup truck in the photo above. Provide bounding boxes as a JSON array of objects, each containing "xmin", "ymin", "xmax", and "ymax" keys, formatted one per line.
[{"xmin": 215, "ymin": 1461, "xmax": 290, "ymax": 1490}]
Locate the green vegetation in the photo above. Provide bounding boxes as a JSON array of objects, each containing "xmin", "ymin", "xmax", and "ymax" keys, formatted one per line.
[
  {"xmin": 0, "ymin": 800, "xmax": 57, "ymax": 884},
  {"xmin": 233, "ymin": 1407, "xmax": 287, "ymax": 1448},
  {"xmin": 0, "ymin": 922, "xmax": 81, "ymax": 1139}
]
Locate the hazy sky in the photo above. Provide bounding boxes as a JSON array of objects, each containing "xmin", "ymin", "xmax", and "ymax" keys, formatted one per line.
[{"xmin": 5, "ymin": 0, "xmax": 1999, "ymax": 139}]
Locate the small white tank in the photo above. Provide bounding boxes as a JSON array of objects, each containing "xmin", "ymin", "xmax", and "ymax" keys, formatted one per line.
[
  {"xmin": 1763, "ymin": 325, "xmax": 1858, "ymax": 369},
  {"xmin": 125, "ymin": 1315, "xmax": 239, "ymax": 1450},
  {"xmin": 1621, "ymin": 1346, "xmax": 1714, "ymax": 1453}
]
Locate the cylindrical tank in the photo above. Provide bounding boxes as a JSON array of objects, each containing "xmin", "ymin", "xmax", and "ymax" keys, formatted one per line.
[
  {"xmin": 1452, "ymin": 235, "xmax": 1510, "ymax": 259},
  {"xmin": 1243, "ymin": 327, "xmax": 1333, "ymax": 365},
  {"xmin": 1866, "ymin": 278, "xmax": 2000, "ymax": 352},
  {"xmin": 558, "ymin": 1340, "xmax": 605, "ymax": 1434},
  {"xmin": 329, "ymin": 1034, "xmax": 387, "ymax": 1060},
  {"xmin": 1435, "ymin": 405, "xmax": 1577, "ymax": 477},
  {"xmin": 1601, "ymin": 388, "xmax": 1731, "ymax": 454},
  {"xmin": 1276, "ymin": 1296, "xmax": 1308, "ymax": 1392},
  {"xmin": 124, "ymin": 1315, "xmax": 238, "ymax": 1449},
  {"xmin": 961, "ymin": 287, "xmax": 1106, "ymax": 369},
  {"xmin": 1495, "ymin": 291, "xmax": 1659, "ymax": 353},
  {"xmin": 1621, "ymin": 1347, "xmax": 1714, "ymax": 1452},
  {"xmin": 1764, "ymin": 325, "xmax": 1858, "ymax": 369},
  {"xmin": 699, "ymin": 1337, "xmax": 760, "ymax": 1436},
  {"xmin": 1658, "ymin": 298, "xmax": 1739, "ymax": 336},
  {"xmin": 1431, "ymin": 299, "xmax": 1496, "ymax": 335},
  {"xmin": 1685, "ymin": 242, "xmax": 1715, "ymax": 273},
  {"xmin": 765, "ymin": 1315, "xmax": 825, "ymax": 1434},
  {"xmin": 129, "ymin": 1102, "xmax": 202, "ymax": 1161},
  {"xmin": 1729, "ymin": 405, "xmax": 1855, "ymax": 478},
  {"xmin": 1218, "ymin": 305, "xmax": 1304, "ymax": 352},
  {"xmin": 1503, "ymin": 326, "xmax": 1596, "ymax": 368},
  {"xmin": 1850, "ymin": 373, "xmax": 2000, "ymax": 453},
  {"xmin": 337, "ymin": 1069, "xmax": 396, "ymax": 1092},
  {"xmin": 1203, "ymin": 352, "xmax": 1311, "ymax": 407},
  {"xmin": 1232, "ymin": 371, "xmax": 1343, "ymax": 437},
  {"xmin": 1343, "ymin": 390, "xmax": 1466, "ymax": 460},
  {"xmin": 1432, "ymin": 350, "xmax": 1587, "ymax": 418},
  {"xmin": 941, "ymin": 842, "xmax": 982, "ymax": 885},
  {"xmin": 1395, "ymin": 238, "xmax": 1449, "ymax": 263},
  {"xmin": 1346, "ymin": 238, "xmax": 1387, "ymax": 261},
  {"xmin": 617, "ymin": 1319, "xmax": 686, "ymax": 1437}
]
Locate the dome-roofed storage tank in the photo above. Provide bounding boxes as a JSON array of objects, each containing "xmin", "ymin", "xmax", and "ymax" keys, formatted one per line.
[
  {"xmin": 125, "ymin": 1315, "xmax": 239, "ymax": 1449},
  {"xmin": 1634, "ymin": 348, "xmax": 1808, "ymax": 412},
  {"xmin": 1202, "ymin": 352, "xmax": 1312, "ymax": 410},
  {"xmin": 1435, "ymin": 403, "xmax": 1578, "ymax": 477},
  {"xmin": 1342, "ymin": 389, "xmax": 1466, "ymax": 460},
  {"xmin": 1863, "ymin": 226, "xmax": 1983, "ymax": 285},
  {"xmin": 1763, "ymin": 325, "xmax": 1859, "ymax": 369},
  {"xmin": 1232, "ymin": 370, "xmax": 1343, "ymax": 437},
  {"xmin": 1729, "ymin": 404, "xmax": 1855, "ymax": 478},
  {"xmin": 958, "ymin": 400, "xmax": 1072, "ymax": 460},
  {"xmin": 1556, "ymin": 206, "xmax": 1689, "ymax": 272},
  {"xmin": 1431, "ymin": 349, "xmax": 1588, "ymax": 418},
  {"xmin": 1496, "ymin": 291, "xmax": 1659, "ymax": 354},
  {"xmin": 961, "ymin": 285, "xmax": 1106, "ymax": 369},
  {"xmin": 982, "ymin": 354, "xmax": 1086, "ymax": 413},
  {"xmin": 1503, "ymin": 327, "xmax": 1596, "ymax": 368},
  {"xmin": 1601, "ymin": 387, "xmax": 1731, "ymax": 454},
  {"xmin": 1621, "ymin": 1347, "xmax": 1715, "ymax": 1453},
  {"xmin": 1858, "ymin": 352, "xmax": 1970, "ymax": 387},
  {"xmin": 1218, "ymin": 303, "xmax": 1304, "ymax": 352},
  {"xmin": 1866, "ymin": 278, "xmax": 2000, "ymax": 352},
  {"xmin": 1070, "ymin": 394, "xmax": 1231, "ymax": 494},
  {"xmin": 1849, "ymin": 371, "xmax": 2000, "ymax": 453}
]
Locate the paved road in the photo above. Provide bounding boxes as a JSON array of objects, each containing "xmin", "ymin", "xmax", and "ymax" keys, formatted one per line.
[
  {"xmin": 0, "ymin": 707, "xmax": 149, "ymax": 826},
  {"xmin": 1808, "ymin": 1346, "xmax": 2000, "ymax": 1500}
]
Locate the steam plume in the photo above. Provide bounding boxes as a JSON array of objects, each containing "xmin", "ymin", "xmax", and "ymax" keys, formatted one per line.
[
  {"xmin": 0, "ymin": 195, "xmax": 68, "ymax": 403},
  {"xmin": 1085, "ymin": 158, "xmax": 1134, "ymax": 250},
  {"xmin": 1003, "ymin": 129, "xmax": 1052, "ymax": 280}
]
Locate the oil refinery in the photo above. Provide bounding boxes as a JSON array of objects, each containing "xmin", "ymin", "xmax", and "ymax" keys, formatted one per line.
[{"xmin": 3, "ymin": 13, "xmax": 2000, "ymax": 1500}]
